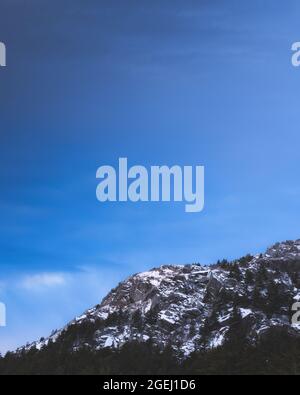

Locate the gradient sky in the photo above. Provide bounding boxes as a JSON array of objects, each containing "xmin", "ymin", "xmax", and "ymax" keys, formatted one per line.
[{"xmin": 1, "ymin": 0, "xmax": 300, "ymax": 353}]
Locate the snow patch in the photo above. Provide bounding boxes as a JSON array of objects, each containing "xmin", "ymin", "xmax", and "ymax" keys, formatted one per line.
[{"xmin": 240, "ymin": 308, "xmax": 252, "ymax": 318}]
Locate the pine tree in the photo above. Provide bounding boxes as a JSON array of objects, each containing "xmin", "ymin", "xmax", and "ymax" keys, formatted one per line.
[
  {"xmin": 266, "ymin": 281, "xmax": 285, "ymax": 317},
  {"xmin": 200, "ymin": 308, "xmax": 220, "ymax": 348},
  {"xmin": 245, "ymin": 270, "xmax": 254, "ymax": 286},
  {"xmin": 238, "ymin": 254, "xmax": 253, "ymax": 267},
  {"xmin": 256, "ymin": 265, "xmax": 268, "ymax": 287},
  {"xmin": 219, "ymin": 259, "xmax": 230, "ymax": 270},
  {"xmin": 229, "ymin": 263, "xmax": 242, "ymax": 281},
  {"xmin": 132, "ymin": 310, "xmax": 143, "ymax": 331},
  {"xmin": 252, "ymin": 286, "xmax": 263, "ymax": 309},
  {"xmin": 145, "ymin": 306, "xmax": 159, "ymax": 326},
  {"xmin": 226, "ymin": 305, "xmax": 248, "ymax": 351}
]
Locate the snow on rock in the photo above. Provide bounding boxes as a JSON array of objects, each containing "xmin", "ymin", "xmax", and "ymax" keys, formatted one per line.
[
  {"xmin": 18, "ymin": 239, "xmax": 300, "ymax": 358},
  {"xmin": 104, "ymin": 336, "xmax": 114, "ymax": 348},
  {"xmin": 240, "ymin": 308, "xmax": 253, "ymax": 318},
  {"xmin": 209, "ymin": 328, "xmax": 228, "ymax": 349}
]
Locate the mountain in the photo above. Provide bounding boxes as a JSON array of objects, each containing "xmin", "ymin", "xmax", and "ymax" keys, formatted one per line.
[{"xmin": 17, "ymin": 239, "xmax": 300, "ymax": 358}]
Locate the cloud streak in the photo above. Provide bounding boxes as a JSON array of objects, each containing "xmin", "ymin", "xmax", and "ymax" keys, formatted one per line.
[
  {"xmin": 20, "ymin": 273, "xmax": 66, "ymax": 291},
  {"xmin": 0, "ymin": 266, "xmax": 129, "ymax": 353}
]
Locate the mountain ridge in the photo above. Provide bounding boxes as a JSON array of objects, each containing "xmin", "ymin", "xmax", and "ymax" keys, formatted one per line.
[{"xmin": 17, "ymin": 239, "xmax": 300, "ymax": 358}]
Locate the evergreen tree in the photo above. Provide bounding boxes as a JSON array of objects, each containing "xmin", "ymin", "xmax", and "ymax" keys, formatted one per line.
[
  {"xmin": 238, "ymin": 254, "xmax": 253, "ymax": 267},
  {"xmin": 252, "ymin": 286, "xmax": 263, "ymax": 309},
  {"xmin": 245, "ymin": 269, "xmax": 254, "ymax": 286},
  {"xmin": 229, "ymin": 263, "xmax": 242, "ymax": 281},
  {"xmin": 145, "ymin": 307, "xmax": 159, "ymax": 326},
  {"xmin": 256, "ymin": 265, "xmax": 268, "ymax": 287},
  {"xmin": 200, "ymin": 308, "xmax": 220, "ymax": 348},
  {"xmin": 132, "ymin": 310, "xmax": 143, "ymax": 332},
  {"xmin": 265, "ymin": 281, "xmax": 287, "ymax": 317},
  {"xmin": 219, "ymin": 259, "xmax": 230, "ymax": 270}
]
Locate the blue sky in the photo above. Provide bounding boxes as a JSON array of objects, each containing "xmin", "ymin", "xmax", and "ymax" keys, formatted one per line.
[{"xmin": 1, "ymin": 0, "xmax": 300, "ymax": 353}]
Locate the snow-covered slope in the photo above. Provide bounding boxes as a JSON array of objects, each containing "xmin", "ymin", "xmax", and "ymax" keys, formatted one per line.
[{"xmin": 21, "ymin": 239, "xmax": 300, "ymax": 357}]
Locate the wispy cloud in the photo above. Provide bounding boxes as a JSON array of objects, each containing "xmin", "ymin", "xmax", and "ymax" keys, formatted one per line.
[
  {"xmin": 0, "ymin": 266, "xmax": 128, "ymax": 353},
  {"xmin": 20, "ymin": 273, "xmax": 66, "ymax": 291}
]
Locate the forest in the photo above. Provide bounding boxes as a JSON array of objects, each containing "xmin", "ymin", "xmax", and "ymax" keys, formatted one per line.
[{"xmin": 1, "ymin": 326, "xmax": 300, "ymax": 375}]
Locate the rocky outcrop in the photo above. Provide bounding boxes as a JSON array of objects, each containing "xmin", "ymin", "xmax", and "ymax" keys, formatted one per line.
[{"xmin": 19, "ymin": 239, "xmax": 300, "ymax": 358}]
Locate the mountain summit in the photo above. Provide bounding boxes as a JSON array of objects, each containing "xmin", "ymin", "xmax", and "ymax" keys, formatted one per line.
[{"xmin": 19, "ymin": 239, "xmax": 300, "ymax": 358}]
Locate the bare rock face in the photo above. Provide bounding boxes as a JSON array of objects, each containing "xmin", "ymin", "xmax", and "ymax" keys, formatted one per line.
[
  {"xmin": 265, "ymin": 240, "xmax": 300, "ymax": 260},
  {"xmin": 21, "ymin": 240, "xmax": 300, "ymax": 358}
]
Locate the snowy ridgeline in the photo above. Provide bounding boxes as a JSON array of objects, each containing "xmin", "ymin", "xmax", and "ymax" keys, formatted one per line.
[{"xmin": 21, "ymin": 240, "xmax": 300, "ymax": 358}]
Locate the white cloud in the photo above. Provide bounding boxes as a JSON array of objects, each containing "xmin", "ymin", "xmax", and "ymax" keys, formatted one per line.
[
  {"xmin": 21, "ymin": 273, "xmax": 66, "ymax": 291},
  {"xmin": 0, "ymin": 266, "xmax": 128, "ymax": 353}
]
